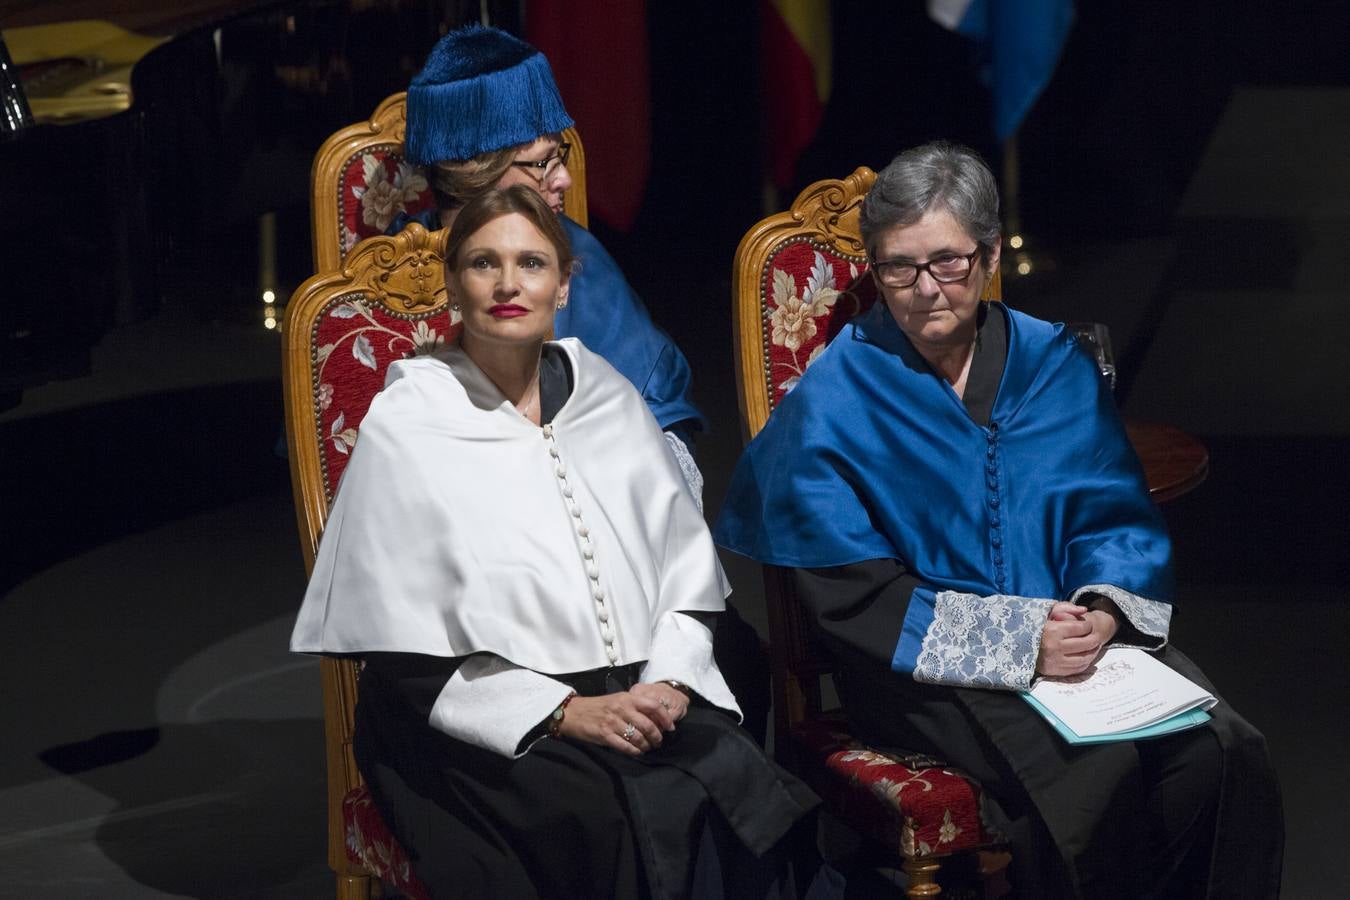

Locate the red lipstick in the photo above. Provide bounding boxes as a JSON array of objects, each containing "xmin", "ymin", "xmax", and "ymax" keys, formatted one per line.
[{"xmin": 489, "ymin": 304, "xmax": 529, "ymax": 318}]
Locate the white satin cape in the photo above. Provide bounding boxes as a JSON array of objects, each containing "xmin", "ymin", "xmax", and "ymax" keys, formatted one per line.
[{"xmin": 291, "ymin": 339, "xmax": 733, "ymax": 684}]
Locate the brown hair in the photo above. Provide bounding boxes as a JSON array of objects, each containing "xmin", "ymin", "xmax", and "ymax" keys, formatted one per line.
[
  {"xmin": 427, "ymin": 143, "xmax": 524, "ymax": 210},
  {"xmin": 444, "ymin": 184, "xmax": 574, "ymax": 276}
]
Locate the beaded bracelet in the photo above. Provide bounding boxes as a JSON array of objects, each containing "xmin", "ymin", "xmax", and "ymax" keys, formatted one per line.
[{"xmin": 547, "ymin": 691, "xmax": 577, "ymax": 738}]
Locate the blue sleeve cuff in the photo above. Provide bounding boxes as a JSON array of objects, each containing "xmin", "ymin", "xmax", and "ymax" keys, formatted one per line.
[{"xmin": 892, "ymin": 584, "xmax": 937, "ymax": 675}]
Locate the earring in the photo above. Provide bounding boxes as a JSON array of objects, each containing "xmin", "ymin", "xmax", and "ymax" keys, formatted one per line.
[
  {"xmin": 451, "ymin": 302, "xmax": 460, "ymax": 312},
  {"xmin": 557, "ymin": 300, "xmax": 568, "ymax": 309}
]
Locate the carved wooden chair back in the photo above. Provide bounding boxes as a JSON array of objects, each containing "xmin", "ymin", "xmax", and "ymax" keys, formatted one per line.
[
  {"xmin": 283, "ymin": 223, "xmax": 451, "ymax": 900},
  {"xmin": 310, "ymin": 91, "xmax": 588, "ymax": 274},
  {"xmin": 731, "ymin": 167, "xmax": 879, "ymax": 743},
  {"xmin": 731, "ymin": 169, "xmax": 1007, "ymax": 896}
]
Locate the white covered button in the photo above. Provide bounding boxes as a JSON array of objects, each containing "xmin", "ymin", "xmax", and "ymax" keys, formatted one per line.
[
  {"xmin": 569, "ymin": 504, "xmax": 582, "ymax": 518},
  {"xmin": 562, "ymin": 486, "xmax": 573, "ymax": 498},
  {"xmin": 597, "ymin": 607, "xmax": 610, "ymax": 623},
  {"xmin": 542, "ymin": 424, "xmax": 553, "ymax": 438},
  {"xmin": 586, "ymin": 563, "xmax": 600, "ymax": 579},
  {"xmin": 583, "ymin": 547, "xmax": 594, "ymax": 560},
  {"xmin": 578, "ymin": 525, "xmax": 590, "ymax": 538},
  {"xmin": 592, "ymin": 587, "xmax": 605, "ymax": 601}
]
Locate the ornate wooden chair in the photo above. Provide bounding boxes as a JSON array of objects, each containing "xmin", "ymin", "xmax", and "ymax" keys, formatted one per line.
[
  {"xmin": 309, "ymin": 91, "xmax": 588, "ymax": 273},
  {"xmin": 731, "ymin": 168, "xmax": 1010, "ymax": 898},
  {"xmin": 284, "ymin": 224, "xmax": 455, "ymax": 900}
]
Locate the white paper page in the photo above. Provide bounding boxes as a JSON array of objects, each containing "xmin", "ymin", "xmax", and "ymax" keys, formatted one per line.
[{"xmin": 1028, "ymin": 647, "xmax": 1217, "ymax": 737}]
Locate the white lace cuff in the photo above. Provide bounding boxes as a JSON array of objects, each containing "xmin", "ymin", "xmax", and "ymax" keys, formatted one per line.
[
  {"xmin": 910, "ymin": 590, "xmax": 1056, "ymax": 691},
  {"xmin": 428, "ymin": 655, "xmax": 573, "ymax": 758},
  {"xmin": 1069, "ymin": 583, "xmax": 1171, "ymax": 649},
  {"xmin": 639, "ymin": 611, "xmax": 742, "ymax": 720},
  {"xmin": 663, "ymin": 431, "xmax": 704, "ymax": 513}
]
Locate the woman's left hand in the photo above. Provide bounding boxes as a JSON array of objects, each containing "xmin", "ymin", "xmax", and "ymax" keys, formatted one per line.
[
  {"xmin": 1083, "ymin": 608, "xmax": 1119, "ymax": 645},
  {"xmin": 1038, "ymin": 602, "xmax": 1118, "ymax": 676},
  {"xmin": 630, "ymin": 682, "xmax": 689, "ymax": 731}
]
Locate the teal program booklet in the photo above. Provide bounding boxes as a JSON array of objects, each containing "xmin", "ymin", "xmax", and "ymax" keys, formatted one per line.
[{"xmin": 1023, "ymin": 647, "xmax": 1217, "ymax": 745}]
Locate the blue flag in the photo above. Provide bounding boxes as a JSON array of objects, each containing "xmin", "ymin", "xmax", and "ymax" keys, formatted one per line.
[{"xmin": 928, "ymin": 0, "xmax": 1074, "ymax": 140}]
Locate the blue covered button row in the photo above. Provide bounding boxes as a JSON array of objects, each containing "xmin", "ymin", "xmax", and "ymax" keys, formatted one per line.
[{"xmin": 986, "ymin": 423, "xmax": 1006, "ymax": 591}]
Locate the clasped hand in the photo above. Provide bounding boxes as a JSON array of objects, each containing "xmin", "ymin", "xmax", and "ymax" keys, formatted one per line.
[
  {"xmin": 1036, "ymin": 601, "xmax": 1119, "ymax": 677},
  {"xmin": 556, "ymin": 682, "xmax": 689, "ymax": 756}
]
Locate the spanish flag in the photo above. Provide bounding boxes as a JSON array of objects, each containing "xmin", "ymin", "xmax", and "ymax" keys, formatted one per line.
[{"xmin": 761, "ymin": 0, "xmax": 832, "ymax": 190}]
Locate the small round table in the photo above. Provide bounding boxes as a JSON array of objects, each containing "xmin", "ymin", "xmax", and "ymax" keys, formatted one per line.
[{"xmin": 1125, "ymin": 421, "xmax": 1209, "ymax": 504}]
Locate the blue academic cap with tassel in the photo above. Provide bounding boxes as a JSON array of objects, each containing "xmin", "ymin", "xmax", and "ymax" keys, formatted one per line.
[{"xmin": 405, "ymin": 25, "xmax": 574, "ymax": 165}]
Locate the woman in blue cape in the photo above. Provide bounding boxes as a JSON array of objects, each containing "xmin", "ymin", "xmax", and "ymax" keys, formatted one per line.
[{"xmin": 714, "ymin": 143, "xmax": 1282, "ymax": 898}]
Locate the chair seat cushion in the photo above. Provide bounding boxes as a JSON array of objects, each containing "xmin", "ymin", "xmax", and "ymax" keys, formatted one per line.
[
  {"xmin": 791, "ymin": 711, "xmax": 999, "ymax": 858},
  {"xmin": 343, "ymin": 785, "xmax": 430, "ymax": 900}
]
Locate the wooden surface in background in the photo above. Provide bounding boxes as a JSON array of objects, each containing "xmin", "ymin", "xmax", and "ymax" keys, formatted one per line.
[{"xmin": 1128, "ymin": 420, "xmax": 1210, "ymax": 503}]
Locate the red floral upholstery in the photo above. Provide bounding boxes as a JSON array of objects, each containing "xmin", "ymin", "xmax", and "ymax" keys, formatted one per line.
[
  {"xmin": 792, "ymin": 713, "xmax": 995, "ymax": 859},
  {"xmin": 336, "ymin": 148, "xmax": 436, "ymax": 256},
  {"xmin": 307, "ymin": 293, "xmax": 457, "ymax": 496},
  {"xmin": 758, "ymin": 239, "xmax": 874, "ymax": 408},
  {"xmin": 343, "ymin": 786, "xmax": 430, "ymax": 900}
]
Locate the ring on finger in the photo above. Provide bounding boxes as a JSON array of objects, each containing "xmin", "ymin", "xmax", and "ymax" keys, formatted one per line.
[{"xmin": 622, "ymin": 722, "xmax": 636, "ymax": 742}]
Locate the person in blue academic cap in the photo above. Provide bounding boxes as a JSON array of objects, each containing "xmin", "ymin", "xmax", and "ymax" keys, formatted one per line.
[
  {"xmin": 391, "ymin": 24, "xmax": 704, "ymax": 495},
  {"xmin": 714, "ymin": 142, "xmax": 1283, "ymax": 898}
]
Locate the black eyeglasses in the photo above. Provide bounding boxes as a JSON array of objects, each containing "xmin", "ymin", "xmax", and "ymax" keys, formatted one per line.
[
  {"xmin": 870, "ymin": 250, "xmax": 981, "ymax": 288},
  {"xmin": 510, "ymin": 142, "xmax": 571, "ymax": 183}
]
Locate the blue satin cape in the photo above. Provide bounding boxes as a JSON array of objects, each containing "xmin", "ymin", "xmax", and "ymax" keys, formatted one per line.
[
  {"xmin": 391, "ymin": 211, "xmax": 703, "ymax": 433},
  {"xmin": 714, "ymin": 301, "xmax": 1174, "ymax": 607}
]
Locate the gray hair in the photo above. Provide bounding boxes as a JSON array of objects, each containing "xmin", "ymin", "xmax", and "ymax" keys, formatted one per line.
[{"xmin": 859, "ymin": 142, "xmax": 1001, "ymax": 260}]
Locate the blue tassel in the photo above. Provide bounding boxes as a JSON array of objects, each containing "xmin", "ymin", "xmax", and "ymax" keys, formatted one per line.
[{"xmin": 405, "ymin": 25, "xmax": 574, "ymax": 165}]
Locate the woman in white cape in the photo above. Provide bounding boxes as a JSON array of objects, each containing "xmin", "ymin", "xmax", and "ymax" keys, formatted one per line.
[{"xmin": 291, "ymin": 185, "xmax": 815, "ymax": 899}]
